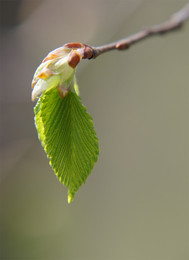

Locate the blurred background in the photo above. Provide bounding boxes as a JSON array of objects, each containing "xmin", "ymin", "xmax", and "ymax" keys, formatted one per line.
[{"xmin": 0, "ymin": 0, "xmax": 189, "ymax": 259}]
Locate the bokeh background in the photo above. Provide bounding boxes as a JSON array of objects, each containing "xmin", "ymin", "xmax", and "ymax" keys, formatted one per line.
[{"xmin": 1, "ymin": 0, "xmax": 189, "ymax": 259}]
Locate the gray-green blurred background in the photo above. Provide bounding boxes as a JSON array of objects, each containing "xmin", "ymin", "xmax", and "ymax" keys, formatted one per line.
[{"xmin": 1, "ymin": 0, "xmax": 189, "ymax": 259}]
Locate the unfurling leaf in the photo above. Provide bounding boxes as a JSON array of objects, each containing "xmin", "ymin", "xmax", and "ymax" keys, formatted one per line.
[
  {"xmin": 34, "ymin": 88, "xmax": 99, "ymax": 203},
  {"xmin": 32, "ymin": 43, "xmax": 99, "ymax": 203}
]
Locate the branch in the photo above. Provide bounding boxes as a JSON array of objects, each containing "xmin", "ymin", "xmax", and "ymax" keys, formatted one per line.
[
  {"xmin": 80, "ymin": 2, "xmax": 189, "ymax": 59},
  {"xmin": 31, "ymin": 2, "xmax": 189, "ymax": 100}
]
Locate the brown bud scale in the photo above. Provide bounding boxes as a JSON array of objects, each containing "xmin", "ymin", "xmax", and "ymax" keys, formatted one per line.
[
  {"xmin": 57, "ymin": 86, "xmax": 69, "ymax": 99},
  {"xmin": 64, "ymin": 42, "xmax": 83, "ymax": 49},
  {"xmin": 116, "ymin": 42, "xmax": 130, "ymax": 50},
  {"xmin": 68, "ymin": 51, "xmax": 81, "ymax": 68},
  {"xmin": 83, "ymin": 45, "xmax": 93, "ymax": 59}
]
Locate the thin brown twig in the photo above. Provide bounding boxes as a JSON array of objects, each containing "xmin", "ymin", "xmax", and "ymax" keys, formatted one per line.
[{"xmin": 81, "ymin": 2, "xmax": 189, "ymax": 59}]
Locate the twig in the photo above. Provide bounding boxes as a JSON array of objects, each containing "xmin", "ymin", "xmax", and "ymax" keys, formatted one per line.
[
  {"xmin": 32, "ymin": 2, "xmax": 189, "ymax": 79},
  {"xmin": 81, "ymin": 2, "xmax": 189, "ymax": 59}
]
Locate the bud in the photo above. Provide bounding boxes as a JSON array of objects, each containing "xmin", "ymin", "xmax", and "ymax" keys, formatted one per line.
[{"xmin": 31, "ymin": 44, "xmax": 84, "ymax": 101}]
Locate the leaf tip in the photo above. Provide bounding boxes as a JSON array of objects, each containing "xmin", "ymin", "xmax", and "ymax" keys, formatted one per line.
[{"xmin": 68, "ymin": 193, "xmax": 74, "ymax": 204}]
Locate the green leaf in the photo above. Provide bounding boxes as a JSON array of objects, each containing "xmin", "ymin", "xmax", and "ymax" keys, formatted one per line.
[
  {"xmin": 34, "ymin": 88, "xmax": 99, "ymax": 203},
  {"xmin": 73, "ymin": 75, "xmax": 79, "ymax": 96}
]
